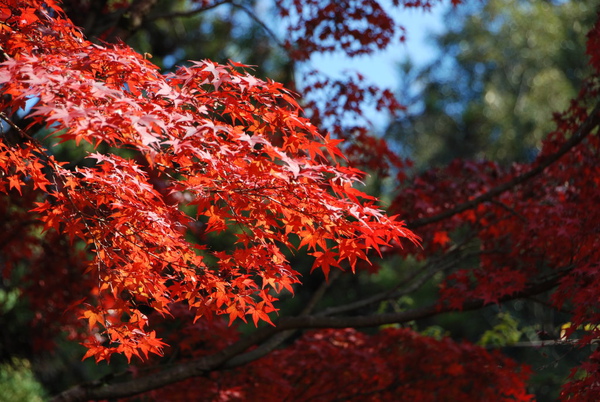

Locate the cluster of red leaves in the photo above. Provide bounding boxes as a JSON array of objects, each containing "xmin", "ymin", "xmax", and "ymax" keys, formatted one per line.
[
  {"xmin": 65, "ymin": 0, "xmax": 411, "ymax": 177},
  {"xmin": 0, "ymin": 0, "xmax": 416, "ymax": 362},
  {"xmin": 0, "ymin": 180, "xmax": 92, "ymax": 350},
  {"xmin": 146, "ymin": 328, "xmax": 532, "ymax": 401},
  {"xmin": 391, "ymin": 74, "xmax": 600, "ymax": 398},
  {"xmin": 276, "ymin": 0, "xmax": 400, "ymax": 61},
  {"xmin": 4, "ymin": 0, "xmax": 599, "ymax": 400},
  {"xmin": 391, "ymin": 69, "xmax": 600, "ymax": 299},
  {"xmin": 273, "ymin": 0, "xmax": 412, "ymax": 174},
  {"xmin": 560, "ymin": 348, "xmax": 600, "ymax": 400},
  {"xmin": 300, "ymin": 70, "xmax": 408, "ymax": 173}
]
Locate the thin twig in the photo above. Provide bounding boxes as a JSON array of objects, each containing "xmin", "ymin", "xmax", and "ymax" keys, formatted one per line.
[
  {"xmin": 146, "ymin": 0, "xmax": 232, "ymax": 22},
  {"xmin": 229, "ymin": 1, "xmax": 285, "ymax": 49},
  {"xmin": 317, "ymin": 243, "xmax": 478, "ymax": 317}
]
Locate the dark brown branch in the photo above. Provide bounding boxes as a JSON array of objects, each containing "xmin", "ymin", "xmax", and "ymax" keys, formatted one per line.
[
  {"xmin": 493, "ymin": 339, "xmax": 583, "ymax": 348},
  {"xmin": 317, "ymin": 244, "xmax": 475, "ymax": 317},
  {"xmin": 224, "ymin": 328, "xmax": 294, "ymax": 369},
  {"xmin": 226, "ymin": 267, "xmax": 569, "ymax": 371},
  {"xmin": 224, "ymin": 269, "xmax": 341, "ymax": 368},
  {"xmin": 51, "ymin": 324, "xmax": 277, "ymax": 402},
  {"xmin": 146, "ymin": 0, "xmax": 285, "ymax": 50},
  {"xmin": 275, "ymin": 270, "xmax": 562, "ymax": 331},
  {"xmin": 407, "ymin": 101, "xmax": 600, "ymax": 229},
  {"xmin": 52, "ymin": 267, "xmax": 566, "ymax": 402},
  {"xmin": 52, "ymin": 270, "xmax": 341, "ymax": 400}
]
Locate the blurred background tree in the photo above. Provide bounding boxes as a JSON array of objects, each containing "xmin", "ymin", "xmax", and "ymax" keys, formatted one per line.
[
  {"xmin": 0, "ymin": 358, "xmax": 46, "ymax": 402},
  {"xmin": 388, "ymin": 0, "xmax": 596, "ymax": 168}
]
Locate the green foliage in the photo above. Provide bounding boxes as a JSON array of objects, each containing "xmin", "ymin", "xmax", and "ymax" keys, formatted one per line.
[
  {"xmin": 478, "ymin": 312, "xmax": 524, "ymax": 347},
  {"xmin": 389, "ymin": 0, "xmax": 598, "ymax": 167},
  {"xmin": 0, "ymin": 288, "xmax": 19, "ymax": 314},
  {"xmin": 0, "ymin": 358, "xmax": 46, "ymax": 402}
]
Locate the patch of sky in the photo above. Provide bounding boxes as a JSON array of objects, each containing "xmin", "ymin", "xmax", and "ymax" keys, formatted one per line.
[{"xmin": 298, "ymin": 1, "xmax": 451, "ymax": 132}]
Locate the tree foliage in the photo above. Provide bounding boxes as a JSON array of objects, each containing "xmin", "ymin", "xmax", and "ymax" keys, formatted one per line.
[
  {"xmin": 1, "ymin": 0, "xmax": 600, "ymax": 401},
  {"xmin": 0, "ymin": 0, "xmax": 415, "ymax": 362},
  {"xmin": 390, "ymin": 0, "xmax": 597, "ymax": 166}
]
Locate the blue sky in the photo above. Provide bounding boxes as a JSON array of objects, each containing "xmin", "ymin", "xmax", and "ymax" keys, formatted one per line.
[
  {"xmin": 308, "ymin": 4, "xmax": 449, "ymax": 92},
  {"xmin": 301, "ymin": 3, "xmax": 450, "ymax": 129}
]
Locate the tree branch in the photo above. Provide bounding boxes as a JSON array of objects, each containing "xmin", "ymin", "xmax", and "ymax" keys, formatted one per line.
[
  {"xmin": 223, "ymin": 269, "xmax": 341, "ymax": 368},
  {"xmin": 147, "ymin": 0, "xmax": 285, "ymax": 50},
  {"xmin": 407, "ymin": 101, "xmax": 600, "ymax": 229},
  {"xmin": 146, "ymin": 0, "xmax": 232, "ymax": 22},
  {"xmin": 51, "ymin": 324, "xmax": 277, "ymax": 402},
  {"xmin": 52, "ymin": 266, "xmax": 567, "ymax": 402},
  {"xmin": 316, "ymin": 244, "xmax": 476, "ymax": 317},
  {"xmin": 493, "ymin": 339, "xmax": 583, "ymax": 348},
  {"xmin": 229, "ymin": 1, "xmax": 285, "ymax": 49}
]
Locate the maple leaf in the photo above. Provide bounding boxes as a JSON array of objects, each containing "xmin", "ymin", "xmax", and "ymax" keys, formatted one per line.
[
  {"xmin": 5, "ymin": 175, "xmax": 23, "ymax": 194},
  {"xmin": 311, "ymin": 250, "xmax": 341, "ymax": 279},
  {"xmin": 432, "ymin": 230, "xmax": 451, "ymax": 246}
]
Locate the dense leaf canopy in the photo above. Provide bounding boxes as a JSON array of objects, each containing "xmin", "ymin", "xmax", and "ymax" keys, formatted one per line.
[{"xmin": 1, "ymin": 0, "xmax": 600, "ymax": 401}]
